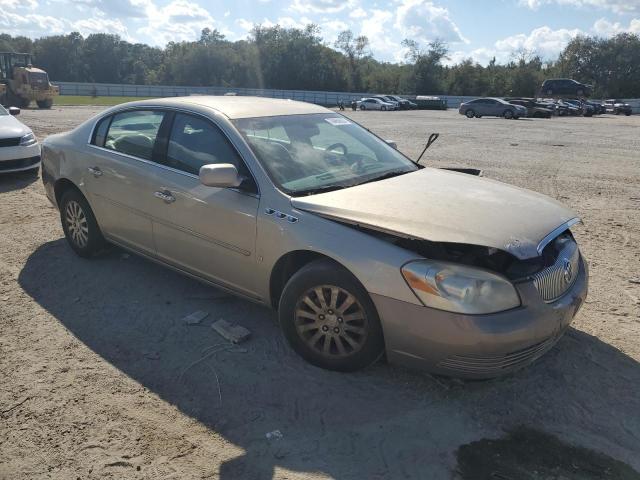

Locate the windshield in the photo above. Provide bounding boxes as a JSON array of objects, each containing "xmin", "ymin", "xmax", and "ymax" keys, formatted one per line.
[{"xmin": 233, "ymin": 113, "xmax": 418, "ymax": 195}]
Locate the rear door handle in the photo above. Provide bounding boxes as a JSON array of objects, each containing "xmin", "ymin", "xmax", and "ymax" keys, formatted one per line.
[
  {"xmin": 87, "ymin": 166, "xmax": 102, "ymax": 177},
  {"xmin": 154, "ymin": 190, "xmax": 175, "ymax": 204}
]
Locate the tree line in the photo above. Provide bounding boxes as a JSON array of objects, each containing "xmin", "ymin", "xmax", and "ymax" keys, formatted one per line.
[{"xmin": 1, "ymin": 26, "xmax": 639, "ymax": 98}]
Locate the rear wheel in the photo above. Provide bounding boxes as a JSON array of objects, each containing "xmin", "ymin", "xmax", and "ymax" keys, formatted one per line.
[
  {"xmin": 279, "ymin": 260, "xmax": 385, "ymax": 372},
  {"xmin": 504, "ymin": 109, "xmax": 514, "ymax": 119},
  {"xmin": 36, "ymin": 99, "xmax": 53, "ymax": 109},
  {"xmin": 465, "ymin": 109, "xmax": 475, "ymax": 118},
  {"xmin": 59, "ymin": 189, "xmax": 106, "ymax": 258}
]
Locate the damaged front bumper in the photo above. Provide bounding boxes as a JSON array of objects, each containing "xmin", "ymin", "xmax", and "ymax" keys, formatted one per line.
[{"xmin": 372, "ymin": 256, "xmax": 588, "ymax": 379}]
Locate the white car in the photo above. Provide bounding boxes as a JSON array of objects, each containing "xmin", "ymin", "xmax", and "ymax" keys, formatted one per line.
[
  {"xmin": 0, "ymin": 106, "xmax": 40, "ymax": 173},
  {"xmin": 357, "ymin": 98, "xmax": 395, "ymax": 111}
]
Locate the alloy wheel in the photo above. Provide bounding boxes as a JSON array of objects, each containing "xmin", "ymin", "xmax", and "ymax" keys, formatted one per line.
[
  {"xmin": 294, "ymin": 285, "xmax": 369, "ymax": 358},
  {"xmin": 65, "ymin": 200, "xmax": 89, "ymax": 248}
]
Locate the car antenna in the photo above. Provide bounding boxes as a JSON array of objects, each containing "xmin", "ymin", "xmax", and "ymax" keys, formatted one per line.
[{"xmin": 416, "ymin": 133, "xmax": 439, "ymax": 164}]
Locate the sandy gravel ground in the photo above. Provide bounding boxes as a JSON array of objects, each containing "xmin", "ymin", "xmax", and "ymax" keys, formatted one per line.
[{"xmin": 1, "ymin": 105, "xmax": 639, "ymax": 479}]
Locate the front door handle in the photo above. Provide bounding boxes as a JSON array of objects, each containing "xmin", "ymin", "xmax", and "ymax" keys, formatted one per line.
[
  {"xmin": 87, "ymin": 166, "xmax": 102, "ymax": 177},
  {"xmin": 154, "ymin": 190, "xmax": 175, "ymax": 204}
]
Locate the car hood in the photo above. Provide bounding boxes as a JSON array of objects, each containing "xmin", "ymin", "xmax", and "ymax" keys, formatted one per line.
[
  {"xmin": 0, "ymin": 114, "xmax": 30, "ymax": 138},
  {"xmin": 291, "ymin": 168, "xmax": 578, "ymax": 260}
]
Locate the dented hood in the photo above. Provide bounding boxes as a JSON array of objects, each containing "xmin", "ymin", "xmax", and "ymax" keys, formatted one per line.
[{"xmin": 291, "ymin": 167, "xmax": 578, "ymax": 260}]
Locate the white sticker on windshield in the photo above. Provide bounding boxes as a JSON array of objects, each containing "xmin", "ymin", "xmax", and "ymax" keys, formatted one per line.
[{"xmin": 325, "ymin": 117, "xmax": 352, "ymax": 126}]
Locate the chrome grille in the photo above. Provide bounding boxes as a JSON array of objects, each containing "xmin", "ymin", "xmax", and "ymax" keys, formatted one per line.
[{"xmin": 532, "ymin": 238, "xmax": 580, "ymax": 303}]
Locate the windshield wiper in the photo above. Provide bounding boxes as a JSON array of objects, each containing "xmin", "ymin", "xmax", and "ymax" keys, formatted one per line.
[
  {"xmin": 292, "ymin": 184, "xmax": 352, "ymax": 196},
  {"xmin": 355, "ymin": 169, "xmax": 412, "ymax": 186}
]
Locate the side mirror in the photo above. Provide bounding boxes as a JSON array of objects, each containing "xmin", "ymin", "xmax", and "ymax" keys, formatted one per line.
[
  {"xmin": 9, "ymin": 107, "xmax": 20, "ymax": 116},
  {"xmin": 199, "ymin": 163, "xmax": 242, "ymax": 188},
  {"xmin": 386, "ymin": 140, "xmax": 397, "ymax": 149}
]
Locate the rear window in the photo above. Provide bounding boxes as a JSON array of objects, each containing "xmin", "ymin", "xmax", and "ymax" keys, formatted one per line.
[{"xmin": 104, "ymin": 110, "xmax": 165, "ymax": 160}]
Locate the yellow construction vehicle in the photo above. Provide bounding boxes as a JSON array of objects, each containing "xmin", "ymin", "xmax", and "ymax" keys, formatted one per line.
[{"xmin": 0, "ymin": 52, "xmax": 59, "ymax": 109}]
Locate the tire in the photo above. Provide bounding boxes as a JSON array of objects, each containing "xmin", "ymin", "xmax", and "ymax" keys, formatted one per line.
[
  {"xmin": 278, "ymin": 259, "xmax": 385, "ymax": 372},
  {"xmin": 359, "ymin": 104, "xmax": 366, "ymax": 110},
  {"xmin": 465, "ymin": 109, "xmax": 475, "ymax": 118},
  {"xmin": 36, "ymin": 99, "xmax": 53, "ymax": 109},
  {"xmin": 504, "ymin": 109, "xmax": 514, "ymax": 119},
  {"xmin": 59, "ymin": 189, "xmax": 107, "ymax": 258},
  {"xmin": 576, "ymin": 89, "xmax": 584, "ymax": 97},
  {"xmin": 381, "ymin": 105, "xmax": 386, "ymax": 111},
  {"xmin": 474, "ymin": 114, "xmax": 482, "ymax": 118},
  {"xmin": 546, "ymin": 89, "xmax": 553, "ymax": 96},
  {"xmin": 18, "ymin": 97, "xmax": 30, "ymax": 109},
  {"xmin": 625, "ymin": 111, "xmax": 631, "ymax": 116}
]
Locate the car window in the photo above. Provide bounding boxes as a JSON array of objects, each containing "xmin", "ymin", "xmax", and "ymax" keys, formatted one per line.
[
  {"xmin": 104, "ymin": 110, "xmax": 164, "ymax": 160},
  {"xmin": 92, "ymin": 115, "xmax": 111, "ymax": 147},
  {"xmin": 166, "ymin": 113, "xmax": 245, "ymax": 177}
]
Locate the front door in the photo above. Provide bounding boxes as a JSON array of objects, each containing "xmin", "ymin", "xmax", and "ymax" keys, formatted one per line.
[
  {"xmin": 85, "ymin": 109, "xmax": 166, "ymax": 254},
  {"xmin": 147, "ymin": 112, "xmax": 260, "ymax": 297}
]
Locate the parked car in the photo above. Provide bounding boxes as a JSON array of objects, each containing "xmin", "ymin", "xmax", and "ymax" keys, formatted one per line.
[
  {"xmin": 357, "ymin": 97, "xmax": 395, "ymax": 111},
  {"xmin": 506, "ymin": 98, "xmax": 553, "ymax": 118},
  {"xmin": 0, "ymin": 105, "xmax": 41, "ymax": 173},
  {"xmin": 371, "ymin": 96, "xmax": 399, "ymax": 110},
  {"xmin": 385, "ymin": 95, "xmax": 417, "ymax": 110},
  {"xmin": 458, "ymin": 98, "xmax": 527, "ymax": 119},
  {"xmin": 564, "ymin": 99, "xmax": 594, "ymax": 117},
  {"xmin": 586, "ymin": 101, "xmax": 606, "ymax": 115},
  {"xmin": 554, "ymin": 99, "xmax": 581, "ymax": 116},
  {"xmin": 42, "ymin": 96, "xmax": 588, "ymax": 378},
  {"xmin": 414, "ymin": 96, "xmax": 447, "ymax": 110},
  {"xmin": 604, "ymin": 99, "xmax": 632, "ymax": 116},
  {"xmin": 540, "ymin": 79, "xmax": 592, "ymax": 97}
]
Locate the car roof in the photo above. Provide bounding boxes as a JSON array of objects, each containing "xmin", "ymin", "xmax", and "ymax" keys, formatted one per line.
[{"xmin": 112, "ymin": 96, "xmax": 330, "ymax": 119}]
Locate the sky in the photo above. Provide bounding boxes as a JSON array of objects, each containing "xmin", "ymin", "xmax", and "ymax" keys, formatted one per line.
[{"xmin": 1, "ymin": 0, "xmax": 640, "ymax": 65}]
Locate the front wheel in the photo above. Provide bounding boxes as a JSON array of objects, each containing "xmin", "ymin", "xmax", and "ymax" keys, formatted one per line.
[
  {"xmin": 504, "ymin": 109, "xmax": 514, "ymax": 119},
  {"xmin": 465, "ymin": 109, "xmax": 475, "ymax": 118},
  {"xmin": 36, "ymin": 99, "xmax": 53, "ymax": 109},
  {"xmin": 279, "ymin": 260, "xmax": 385, "ymax": 372},
  {"xmin": 359, "ymin": 104, "xmax": 366, "ymax": 110},
  {"xmin": 381, "ymin": 105, "xmax": 387, "ymax": 111},
  {"xmin": 60, "ymin": 189, "xmax": 107, "ymax": 257}
]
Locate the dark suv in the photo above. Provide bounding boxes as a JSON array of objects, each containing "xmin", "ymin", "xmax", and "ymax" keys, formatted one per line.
[{"xmin": 540, "ymin": 79, "xmax": 592, "ymax": 97}]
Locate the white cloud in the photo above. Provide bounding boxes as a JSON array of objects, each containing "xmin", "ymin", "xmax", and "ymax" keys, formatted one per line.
[
  {"xmin": 0, "ymin": 0, "xmax": 38, "ymax": 9},
  {"xmin": 395, "ymin": 0, "xmax": 467, "ymax": 44},
  {"xmin": 592, "ymin": 17, "xmax": 640, "ymax": 35},
  {"xmin": 289, "ymin": 0, "xmax": 356, "ymax": 14},
  {"xmin": 521, "ymin": 0, "xmax": 640, "ymax": 15},
  {"xmin": 73, "ymin": 18, "xmax": 131, "ymax": 39},
  {"xmin": 360, "ymin": 9, "xmax": 401, "ymax": 60},
  {"xmin": 137, "ymin": 0, "xmax": 215, "ymax": 45},
  {"xmin": 0, "ymin": 11, "xmax": 66, "ymax": 37},
  {"xmin": 494, "ymin": 25, "xmax": 582, "ymax": 58},
  {"xmin": 349, "ymin": 7, "xmax": 367, "ymax": 18}
]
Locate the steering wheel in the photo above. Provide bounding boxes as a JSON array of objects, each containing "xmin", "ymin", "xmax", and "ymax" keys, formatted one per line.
[{"xmin": 325, "ymin": 142, "xmax": 348, "ymax": 156}]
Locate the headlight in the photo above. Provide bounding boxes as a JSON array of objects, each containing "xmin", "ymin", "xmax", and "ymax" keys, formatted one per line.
[
  {"xmin": 20, "ymin": 132, "xmax": 37, "ymax": 146},
  {"xmin": 401, "ymin": 260, "xmax": 520, "ymax": 314}
]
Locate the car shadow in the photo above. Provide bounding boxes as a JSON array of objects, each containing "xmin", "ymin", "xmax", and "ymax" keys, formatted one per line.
[
  {"xmin": 18, "ymin": 240, "xmax": 640, "ymax": 479},
  {"xmin": 0, "ymin": 168, "xmax": 39, "ymax": 193}
]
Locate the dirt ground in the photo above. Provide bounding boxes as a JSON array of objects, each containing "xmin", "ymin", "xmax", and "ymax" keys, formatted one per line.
[{"xmin": 1, "ymin": 105, "xmax": 639, "ymax": 479}]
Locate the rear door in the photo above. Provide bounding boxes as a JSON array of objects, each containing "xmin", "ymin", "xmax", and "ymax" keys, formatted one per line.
[
  {"xmin": 146, "ymin": 112, "xmax": 261, "ymax": 297},
  {"xmin": 86, "ymin": 109, "xmax": 166, "ymax": 254}
]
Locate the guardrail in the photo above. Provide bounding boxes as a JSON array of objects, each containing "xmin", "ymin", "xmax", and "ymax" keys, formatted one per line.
[{"xmin": 54, "ymin": 81, "xmax": 640, "ymax": 112}]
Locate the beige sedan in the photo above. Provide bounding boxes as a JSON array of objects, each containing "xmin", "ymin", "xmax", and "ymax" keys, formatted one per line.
[{"xmin": 41, "ymin": 97, "xmax": 588, "ymax": 378}]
